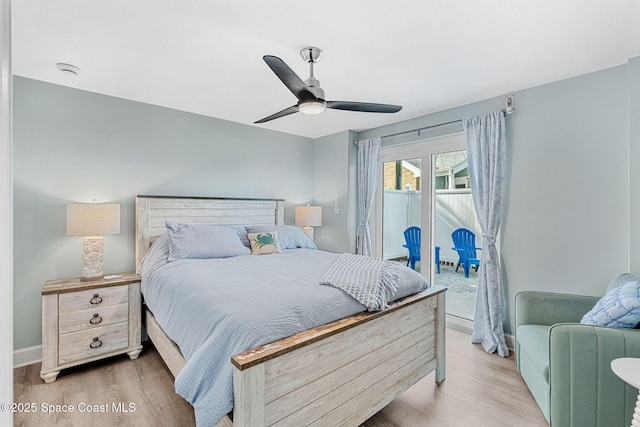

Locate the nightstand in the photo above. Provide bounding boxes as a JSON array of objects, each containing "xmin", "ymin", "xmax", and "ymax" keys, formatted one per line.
[{"xmin": 40, "ymin": 272, "xmax": 143, "ymax": 383}]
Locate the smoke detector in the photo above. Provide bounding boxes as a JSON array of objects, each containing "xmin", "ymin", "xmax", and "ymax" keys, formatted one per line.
[{"xmin": 56, "ymin": 63, "xmax": 80, "ymax": 76}]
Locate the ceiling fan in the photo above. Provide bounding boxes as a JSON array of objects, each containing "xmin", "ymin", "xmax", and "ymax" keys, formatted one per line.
[{"xmin": 255, "ymin": 47, "xmax": 402, "ymax": 123}]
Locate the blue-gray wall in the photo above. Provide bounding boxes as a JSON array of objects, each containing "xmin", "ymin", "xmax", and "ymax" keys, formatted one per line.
[
  {"xmin": 312, "ymin": 130, "xmax": 358, "ymax": 254},
  {"xmin": 13, "ymin": 56, "xmax": 640, "ymax": 350},
  {"xmin": 13, "ymin": 77, "xmax": 315, "ymax": 349}
]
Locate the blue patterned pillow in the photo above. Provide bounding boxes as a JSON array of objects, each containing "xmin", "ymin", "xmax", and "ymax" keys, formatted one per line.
[
  {"xmin": 245, "ymin": 225, "xmax": 317, "ymax": 249},
  {"xmin": 580, "ymin": 281, "xmax": 640, "ymax": 328}
]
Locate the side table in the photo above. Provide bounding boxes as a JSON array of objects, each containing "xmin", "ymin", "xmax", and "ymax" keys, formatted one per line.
[{"xmin": 611, "ymin": 358, "xmax": 640, "ymax": 427}]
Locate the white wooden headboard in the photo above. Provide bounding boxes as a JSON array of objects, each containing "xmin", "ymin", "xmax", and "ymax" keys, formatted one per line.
[{"xmin": 135, "ymin": 195, "xmax": 285, "ymax": 267}]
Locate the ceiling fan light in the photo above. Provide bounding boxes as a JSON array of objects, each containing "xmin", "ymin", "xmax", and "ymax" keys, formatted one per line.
[{"xmin": 299, "ymin": 101, "xmax": 326, "ymax": 115}]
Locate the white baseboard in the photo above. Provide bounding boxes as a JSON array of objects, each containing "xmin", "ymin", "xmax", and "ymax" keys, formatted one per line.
[
  {"xmin": 446, "ymin": 314, "xmax": 473, "ymax": 334},
  {"xmin": 504, "ymin": 333, "xmax": 515, "ymax": 352},
  {"xmin": 13, "ymin": 345, "xmax": 41, "ymax": 368},
  {"xmin": 446, "ymin": 315, "xmax": 516, "ymax": 353}
]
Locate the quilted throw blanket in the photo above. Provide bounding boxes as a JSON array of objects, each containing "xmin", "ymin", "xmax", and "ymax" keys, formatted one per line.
[{"xmin": 320, "ymin": 253, "xmax": 402, "ymax": 311}]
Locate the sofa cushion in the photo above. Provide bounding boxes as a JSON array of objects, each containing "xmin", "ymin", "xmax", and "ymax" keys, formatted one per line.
[
  {"xmin": 516, "ymin": 324, "xmax": 550, "ymax": 383},
  {"xmin": 607, "ymin": 273, "xmax": 640, "ymax": 292},
  {"xmin": 580, "ymin": 281, "xmax": 640, "ymax": 328}
]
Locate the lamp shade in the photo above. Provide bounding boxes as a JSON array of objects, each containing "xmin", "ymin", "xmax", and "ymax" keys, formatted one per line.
[
  {"xmin": 295, "ymin": 205, "xmax": 322, "ymax": 227},
  {"xmin": 66, "ymin": 203, "xmax": 121, "ymax": 236}
]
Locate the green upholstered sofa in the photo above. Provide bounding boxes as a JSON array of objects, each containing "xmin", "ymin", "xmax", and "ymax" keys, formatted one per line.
[{"xmin": 515, "ymin": 273, "xmax": 640, "ymax": 426}]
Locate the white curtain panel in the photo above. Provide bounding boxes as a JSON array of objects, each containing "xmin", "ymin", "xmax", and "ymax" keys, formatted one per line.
[
  {"xmin": 463, "ymin": 111, "xmax": 509, "ymax": 357},
  {"xmin": 356, "ymin": 137, "xmax": 382, "ymax": 256}
]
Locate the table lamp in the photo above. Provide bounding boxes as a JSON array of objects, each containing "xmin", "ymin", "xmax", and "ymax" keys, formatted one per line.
[
  {"xmin": 66, "ymin": 203, "xmax": 120, "ymax": 281},
  {"xmin": 295, "ymin": 204, "xmax": 322, "ymax": 242}
]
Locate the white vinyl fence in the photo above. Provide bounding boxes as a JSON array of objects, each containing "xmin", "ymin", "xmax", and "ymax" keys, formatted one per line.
[{"xmin": 383, "ymin": 189, "xmax": 481, "ymax": 263}]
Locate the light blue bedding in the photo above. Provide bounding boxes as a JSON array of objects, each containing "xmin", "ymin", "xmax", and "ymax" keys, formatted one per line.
[{"xmin": 139, "ymin": 235, "xmax": 428, "ymax": 426}]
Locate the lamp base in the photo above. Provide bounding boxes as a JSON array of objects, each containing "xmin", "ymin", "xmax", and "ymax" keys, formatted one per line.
[
  {"xmin": 302, "ymin": 226, "xmax": 314, "ymax": 242},
  {"xmin": 80, "ymin": 236, "xmax": 104, "ymax": 281}
]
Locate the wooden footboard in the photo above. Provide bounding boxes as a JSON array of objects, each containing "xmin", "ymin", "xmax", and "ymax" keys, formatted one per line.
[
  {"xmin": 230, "ymin": 286, "xmax": 446, "ymax": 427},
  {"xmin": 144, "ymin": 286, "xmax": 445, "ymax": 427}
]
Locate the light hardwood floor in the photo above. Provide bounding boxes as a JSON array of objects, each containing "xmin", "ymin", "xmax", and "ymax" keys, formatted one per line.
[{"xmin": 14, "ymin": 328, "xmax": 548, "ymax": 427}]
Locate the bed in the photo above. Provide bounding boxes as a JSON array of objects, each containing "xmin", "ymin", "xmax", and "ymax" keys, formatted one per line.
[{"xmin": 135, "ymin": 195, "xmax": 446, "ymax": 427}]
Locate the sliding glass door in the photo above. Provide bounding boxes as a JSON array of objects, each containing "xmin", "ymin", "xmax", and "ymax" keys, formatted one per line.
[
  {"xmin": 381, "ymin": 157, "xmax": 423, "ymax": 270},
  {"xmin": 432, "ymin": 149, "xmax": 480, "ymax": 321},
  {"xmin": 374, "ymin": 133, "xmax": 478, "ymax": 321}
]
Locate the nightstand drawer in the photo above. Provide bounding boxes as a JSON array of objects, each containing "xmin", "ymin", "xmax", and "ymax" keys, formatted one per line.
[
  {"xmin": 58, "ymin": 322, "xmax": 129, "ymax": 365},
  {"xmin": 59, "ymin": 285, "xmax": 128, "ymax": 312},
  {"xmin": 59, "ymin": 303, "xmax": 129, "ymax": 334}
]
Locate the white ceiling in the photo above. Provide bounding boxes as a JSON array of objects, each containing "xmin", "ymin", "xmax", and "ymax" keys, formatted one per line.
[{"xmin": 11, "ymin": 0, "xmax": 640, "ymax": 139}]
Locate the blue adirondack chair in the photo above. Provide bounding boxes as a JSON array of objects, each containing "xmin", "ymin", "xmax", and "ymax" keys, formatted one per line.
[
  {"xmin": 402, "ymin": 226, "xmax": 441, "ymax": 273},
  {"xmin": 403, "ymin": 226, "xmax": 421, "ymax": 270},
  {"xmin": 451, "ymin": 227, "xmax": 481, "ymax": 278}
]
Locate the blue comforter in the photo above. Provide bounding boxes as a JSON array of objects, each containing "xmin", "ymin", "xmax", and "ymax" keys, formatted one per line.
[{"xmin": 139, "ymin": 235, "xmax": 428, "ymax": 426}]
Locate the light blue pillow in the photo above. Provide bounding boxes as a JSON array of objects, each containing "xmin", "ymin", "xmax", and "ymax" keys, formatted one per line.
[
  {"xmin": 245, "ymin": 225, "xmax": 317, "ymax": 250},
  {"xmin": 166, "ymin": 221, "xmax": 250, "ymax": 261},
  {"xmin": 580, "ymin": 281, "xmax": 640, "ymax": 328}
]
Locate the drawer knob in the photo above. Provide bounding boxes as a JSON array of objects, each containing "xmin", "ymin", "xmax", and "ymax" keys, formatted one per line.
[
  {"xmin": 89, "ymin": 337, "xmax": 103, "ymax": 349},
  {"xmin": 90, "ymin": 294, "xmax": 103, "ymax": 305},
  {"xmin": 89, "ymin": 313, "xmax": 102, "ymax": 325}
]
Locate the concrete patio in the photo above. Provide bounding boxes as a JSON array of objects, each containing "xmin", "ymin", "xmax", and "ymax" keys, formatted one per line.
[
  {"xmin": 433, "ymin": 263, "xmax": 477, "ymax": 320},
  {"xmin": 395, "ymin": 258, "xmax": 478, "ymax": 320}
]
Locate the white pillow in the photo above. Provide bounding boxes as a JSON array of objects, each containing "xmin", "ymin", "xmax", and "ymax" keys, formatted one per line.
[
  {"xmin": 166, "ymin": 221, "xmax": 250, "ymax": 261},
  {"xmin": 248, "ymin": 231, "xmax": 282, "ymax": 255}
]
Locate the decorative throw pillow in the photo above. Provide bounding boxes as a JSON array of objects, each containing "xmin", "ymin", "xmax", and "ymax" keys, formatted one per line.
[
  {"xmin": 247, "ymin": 231, "xmax": 282, "ymax": 255},
  {"xmin": 245, "ymin": 225, "xmax": 317, "ymax": 250},
  {"xmin": 580, "ymin": 281, "xmax": 640, "ymax": 328},
  {"xmin": 166, "ymin": 221, "xmax": 250, "ymax": 261}
]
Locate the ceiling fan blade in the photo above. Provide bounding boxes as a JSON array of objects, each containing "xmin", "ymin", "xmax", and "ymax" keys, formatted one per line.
[
  {"xmin": 254, "ymin": 105, "xmax": 299, "ymax": 124},
  {"xmin": 326, "ymin": 101, "xmax": 402, "ymax": 113},
  {"xmin": 263, "ymin": 55, "xmax": 317, "ymax": 102}
]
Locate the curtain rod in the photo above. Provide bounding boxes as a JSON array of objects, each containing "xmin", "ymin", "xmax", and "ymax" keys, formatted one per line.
[
  {"xmin": 381, "ymin": 105, "xmax": 513, "ymax": 140},
  {"xmin": 356, "ymin": 95, "xmax": 515, "ymax": 143},
  {"xmin": 380, "ymin": 119, "xmax": 462, "ymax": 140}
]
